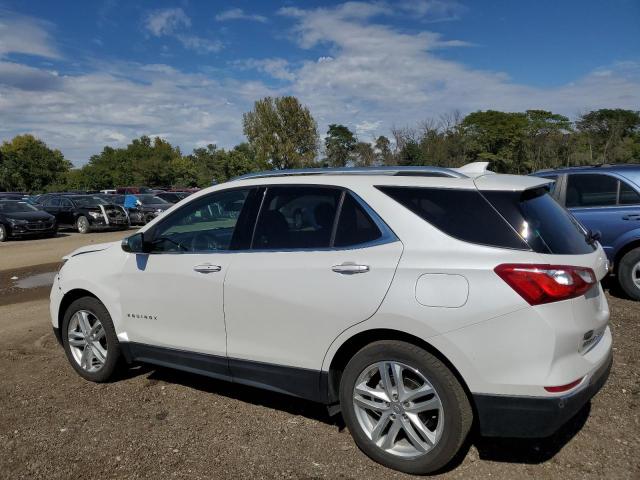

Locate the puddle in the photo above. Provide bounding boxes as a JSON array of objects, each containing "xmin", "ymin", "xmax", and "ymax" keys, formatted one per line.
[{"xmin": 13, "ymin": 271, "xmax": 57, "ymax": 289}]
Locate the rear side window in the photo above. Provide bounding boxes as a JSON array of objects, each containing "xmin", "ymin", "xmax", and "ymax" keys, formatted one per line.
[
  {"xmin": 253, "ymin": 187, "xmax": 341, "ymax": 249},
  {"xmin": 377, "ymin": 186, "xmax": 528, "ymax": 250},
  {"xmin": 566, "ymin": 174, "xmax": 617, "ymax": 207},
  {"xmin": 334, "ymin": 193, "xmax": 382, "ymax": 247},
  {"xmin": 483, "ymin": 188, "xmax": 595, "ymax": 255}
]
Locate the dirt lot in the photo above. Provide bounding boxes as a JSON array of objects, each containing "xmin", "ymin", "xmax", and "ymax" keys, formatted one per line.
[{"xmin": 0, "ymin": 232, "xmax": 638, "ymax": 479}]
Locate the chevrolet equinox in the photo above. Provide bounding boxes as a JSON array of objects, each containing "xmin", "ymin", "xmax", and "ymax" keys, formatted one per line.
[{"xmin": 50, "ymin": 163, "xmax": 612, "ymax": 474}]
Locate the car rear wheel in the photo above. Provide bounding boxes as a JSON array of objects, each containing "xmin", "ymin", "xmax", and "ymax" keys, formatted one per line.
[
  {"xmin": 339, "ymin": 340, "xmax": 472, "ymax": 474},
  {"xmin": 618, "ymin": 247, "xmax": 640, "ymax": 300},
  {"xmin": 76, "ymin": 215, "xmax": 90, "ymax": 234},
  {"xmin": 61, "ymin": 296, "xmax": 123, "ymax": 382},
  {"xmin": 0, "ymin": 224, "xmax": 7, "ymax": 242}
]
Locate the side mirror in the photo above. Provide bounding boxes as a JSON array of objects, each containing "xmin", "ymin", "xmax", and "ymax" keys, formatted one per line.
[{"xmin": 121, "ymin": 232, "xmax": 148, "ymax": 253}]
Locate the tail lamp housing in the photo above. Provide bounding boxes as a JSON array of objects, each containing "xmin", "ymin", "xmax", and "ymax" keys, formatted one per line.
[{"xmin": 494, "ymin": 264, "xmax": 597, "ymax": 305}]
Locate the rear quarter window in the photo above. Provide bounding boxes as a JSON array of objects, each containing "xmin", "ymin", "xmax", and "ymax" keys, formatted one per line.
[{"xmin": 377, "ymin": 186, "xmax": 528, "ymax": 250}]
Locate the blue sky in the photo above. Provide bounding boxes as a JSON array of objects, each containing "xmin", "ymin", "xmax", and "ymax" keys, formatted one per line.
[{"xmin": 1, "ymin": 0, "xmax": 638, "ymax": 165}]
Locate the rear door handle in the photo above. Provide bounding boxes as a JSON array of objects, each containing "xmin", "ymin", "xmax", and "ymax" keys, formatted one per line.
[
  {"xmin": 332, "ymin": 263, "xmax": 370, "ymax": 274},
  {"xmin": 622, "ymin": 214, "xmax": 640, "ymax": 220},
  {"xmin": 193, "ymin": 264, "xmax": 222, "ymax": 273}
]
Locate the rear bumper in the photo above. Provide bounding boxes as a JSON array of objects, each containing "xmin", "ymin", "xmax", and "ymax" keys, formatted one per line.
[{"xmin": 473, "ymin": 351, "xmax": 612, "ymax": 437}]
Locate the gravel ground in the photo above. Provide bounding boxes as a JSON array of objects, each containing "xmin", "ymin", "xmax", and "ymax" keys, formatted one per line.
[{"xmin": 0, "ymin": 232, "xmax": 638, "ymax": 479}]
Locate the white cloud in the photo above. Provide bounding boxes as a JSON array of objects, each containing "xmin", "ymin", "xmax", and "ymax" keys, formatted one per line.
[
  {"xmin": 215, "ymin": 8, "xmax": 267, "ymax": 23},
  {"xmin": 0, "ymin": 11, "xmax": 60, "ymax": 59},
  {"xmin": 0, "ymin": 60, "xmax": 276, "ymax": 164},
  {"xmin": 144, "ymin": 8, "xmax": 190, "ymax": 36},
  {"xmin": 236, "ymin": 58, "xmax": 296, "ymax": 81},
  {"xmin": 1, "ymin": 4, "xmax": 639, "ymax": 166},
  {"xmin": 276, "ymin": 3, "xmax": 640, "ymax": 134},
  {"xmin": 144, "ymin": 8, "xmax": 220, "ymax": 54}
]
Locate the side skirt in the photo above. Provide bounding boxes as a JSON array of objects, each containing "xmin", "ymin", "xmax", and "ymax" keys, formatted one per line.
[{"xmin": 120, "ymin": 342, "xmax": 329, "ymax": 404}]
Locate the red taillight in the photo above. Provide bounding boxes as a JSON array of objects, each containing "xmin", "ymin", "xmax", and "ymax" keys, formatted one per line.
[
  {"xmin": 544, "ymin": 377, "xmax": 583, "ymax": 393},
  {"xmin": 494, "ymin": 263, "xmax": 596, "ymax": 305}
]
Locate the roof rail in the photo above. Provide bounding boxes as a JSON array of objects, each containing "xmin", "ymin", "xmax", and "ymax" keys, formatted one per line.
[{"xmin": 231, "ymin": 165, "xmax": 467, "ymax": 181}]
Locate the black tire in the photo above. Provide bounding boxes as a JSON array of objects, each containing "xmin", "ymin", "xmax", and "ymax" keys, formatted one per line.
[
  {"xmin": 339, "ymin": 340, "xmax": 472, "ymax": 475},
  {"xmin": 61, "ymin": 296, "xmax": 123, "ymax": 382},
  {"xmin": 618, "ymin": 247, "xmax": 640, "ymax": 300},
  {"xmin": 0, "ymin": 224, "xmax": 7, "ymax": 242},
  {"xmin": 76, "ymin": 215, "xmax": 90, "ymax": 234}
]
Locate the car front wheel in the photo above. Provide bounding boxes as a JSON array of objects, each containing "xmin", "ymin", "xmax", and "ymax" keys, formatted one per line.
[
  {"xmin": 618, "ymin": 247, "xmax": 640, "ymax": 300},
  {"xmin": 0, "ymin": 224, "xmax": 7, "ymax": 242},
  {"xmin": 61, "ymin": 296, "xmax": 122, "ymax": 382},
  {"xmin": 76, "ymin": 215, "xmax": 90, "ymax": 234},
  {"xmin": 339, "ymin": 340, "xmax": 472, "ymax": 475}
]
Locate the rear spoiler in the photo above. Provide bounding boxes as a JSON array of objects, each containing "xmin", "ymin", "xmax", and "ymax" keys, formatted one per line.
[{"xmin": 473, "ymin": 173, "xmax": 554, "ymax": 192}]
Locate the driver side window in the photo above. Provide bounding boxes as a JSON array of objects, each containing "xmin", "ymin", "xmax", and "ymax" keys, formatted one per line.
[{"xmin": 150, "ymin": 189, "xmax": 251, "ymax": 253}]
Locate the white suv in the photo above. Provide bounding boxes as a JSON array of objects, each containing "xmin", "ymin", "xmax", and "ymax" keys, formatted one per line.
[{"xmin": 50, "ymin": 163, "xmax": 612, "ymax": 474}]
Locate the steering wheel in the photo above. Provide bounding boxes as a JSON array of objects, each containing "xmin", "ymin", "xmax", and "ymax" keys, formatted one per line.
[{"xmin": 190, "ymin": 231, "xmax": 219, "ymax": 252}]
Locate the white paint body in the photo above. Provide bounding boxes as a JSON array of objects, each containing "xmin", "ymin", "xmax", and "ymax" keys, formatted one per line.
[{"xmin": 50, "ymin": 172, "xmax": 612, "ymax": 400}]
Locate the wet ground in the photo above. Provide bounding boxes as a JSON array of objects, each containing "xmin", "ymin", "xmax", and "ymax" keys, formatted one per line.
[{"xmin": 0, "ymin": 231, "xmax": 639, "ymax": 479}]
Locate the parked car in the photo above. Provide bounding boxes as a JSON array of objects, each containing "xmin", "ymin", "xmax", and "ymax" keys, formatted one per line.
[
  {"xmin": 534, "ymin": 164, "xmax": 640, "ymax": 300},
  {"xmin": 125, "ymin": 194, "xmax": 171, "ymax": 225},
  {"xmin": 38, "ymin": 194, "xmax": 129, "ymax": 233},
  {"xmin": 0, "ymin": 192, "xmax": 29, "ymax": 201},
  {"xmin": 51, "ymin": 163, "xmax": 611, "ymax": 474},
  {"xmin": 155, "ymin": 191, "xmax": 188, "ymax": 204},
  {"xmin": 116, "ymin": 186, "xmax": 153, "ymax": 194},
  {"xmin": 100, "ymin": 189, "xmax": 117, "ymax": 195},
  {"xmin": 0, "ymin": 200, "xmax": 57, "ymax": 241}
]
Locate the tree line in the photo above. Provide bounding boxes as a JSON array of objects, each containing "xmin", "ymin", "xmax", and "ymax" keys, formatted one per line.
[{"xmin": 1, "ymin": 96, "xmax": 638, "ymax": 193}]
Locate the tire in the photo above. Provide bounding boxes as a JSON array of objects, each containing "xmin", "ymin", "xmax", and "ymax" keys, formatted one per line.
[
  {"xmin": 76, "ymin": 215, "xmax": 90, "ymax": 234},
  {"xmin": 61, "ymin": 296, "xmax": 123, "ymax": 382},
  {"xmin": 618, "ymin": 247, "xmax": 640, "ymax": 300},
  {"xmin": 339, "ymin": 340, "xmax": 472, "ymax": 475},
  {"xmin": 0, "ymin": 224, "xmax": 7, "ymax": 242}
]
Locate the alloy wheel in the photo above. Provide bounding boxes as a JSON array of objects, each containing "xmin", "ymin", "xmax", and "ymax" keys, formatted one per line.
[
  {"xmin": 0, "ymin": 225, "xmax": 6, "ymax": 241},
  {"xmin": 352, "ymin": 361, "xmax": 444, "ymax": 458},
  {"xmin": 77, "ymin": 217, "xmax": 89, "ymax": 233},
  {"xmin": 67, "ymin": 310, "xmax": 108, "ymax": 372},
  {"xmin": 632, "ymin": 261, "xmax": 640, "ymax": 289}
]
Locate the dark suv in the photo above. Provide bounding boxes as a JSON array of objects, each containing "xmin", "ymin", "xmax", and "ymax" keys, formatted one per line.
[
  {"xmin": 37, "ymin": 194, "xmax": 130, "ymax": 234},
  {"xmin": 534, "ymin": 164, "xmax": 640, "ymax": 299}
]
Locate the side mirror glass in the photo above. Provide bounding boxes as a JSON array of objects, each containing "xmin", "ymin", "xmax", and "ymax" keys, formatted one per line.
[{"xmin": 121, "ymin": 232, "xmax": 147, "ymax": 253}]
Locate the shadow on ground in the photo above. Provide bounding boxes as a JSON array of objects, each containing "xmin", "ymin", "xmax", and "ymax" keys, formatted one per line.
[{"xmin": 121, "ymin": 363, "xmax": 589, "ymax": 469}]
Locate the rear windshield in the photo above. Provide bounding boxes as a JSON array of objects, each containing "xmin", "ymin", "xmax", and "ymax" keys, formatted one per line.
[
  {"xmin": 482, "ymin": 188, "xmax": 596, "ymax": 255},
  {"xmin": 136, "ymin": 195, "xmax": 169, "ymax": 205},
  {"xmin": 73, "ymin": 196, "xmax": 109, "ymax": 207}
]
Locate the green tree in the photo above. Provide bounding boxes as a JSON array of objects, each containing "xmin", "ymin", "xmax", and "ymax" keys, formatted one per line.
[
  {"xmin": 0, "ymin": 134, "xmax": 71, "ymax": 192},
  {"xmin": 353, "ymin": 142, "xmax": 376, "ymax": 167},
  {"xmin": 576, "ymin": 109, "xmax": 640, "ymax": 163},
  {"xmin": 374, "ymin": 135, "xmax": 395, "ymax": 165},
  {"xmin": 461, "ymin": 110, "xmax": 529, "ymax": 172},
  {"xmin": 325, "ymin": 124, "xmax": 357, "ymax": 167},
  {"xmin": 243, "ymin": 96, "xmax": 319, "ymax": 169}
]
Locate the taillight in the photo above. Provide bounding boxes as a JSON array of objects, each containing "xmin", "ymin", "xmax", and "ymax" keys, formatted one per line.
[
  {"xmin": 544, "ymin": 377, "xmax": 583, "ymax": 393},
  {"xmin": 494, "ymin": 263, "xmax": 596, "ymax": 305}
]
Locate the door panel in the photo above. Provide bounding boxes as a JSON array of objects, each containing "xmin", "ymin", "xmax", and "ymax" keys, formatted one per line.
[
  {"xmin": 118, "ymin": 187, "xmax": 257, "ymax": 359},
  {"xmin": 224, "ymin": 241, "xmax": 403, "ymax": 370},
  {"xmin": 119, "ymin": 253, "xmax": 230, "ymax": 358}
]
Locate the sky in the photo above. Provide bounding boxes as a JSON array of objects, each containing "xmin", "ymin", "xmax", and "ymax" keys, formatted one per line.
[{"xmin": 0, "ymin": 0, "xmax": 639, "ymax": 165}]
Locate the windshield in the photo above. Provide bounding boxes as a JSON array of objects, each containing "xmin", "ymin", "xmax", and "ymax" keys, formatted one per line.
[
  {"xmin": 0, "ymin": 201, "xmax": 40, "ymax": 213},
  {"xmin": 483, "ymin": 188, "xmax": 596, "ymax": 255},
  {"xmin": 73, "ymin": 196, "xmax": 109, "ymax": 207},
  {"xmin": 136, "ymin": 195, "xmax": 169, "ymax": 205}
]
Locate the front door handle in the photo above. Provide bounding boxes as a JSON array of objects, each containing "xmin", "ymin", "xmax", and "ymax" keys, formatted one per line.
[
  {"xmin": 332, "ymin": 263, "xmax": 370, "ymax": 275},
  {"xmin": 622, "ymin": 214, "xmax": 640, "ymax": 221},
  {"xmin": 193, "ymin": 264, "xmax": 222, "ymax": 273}
]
